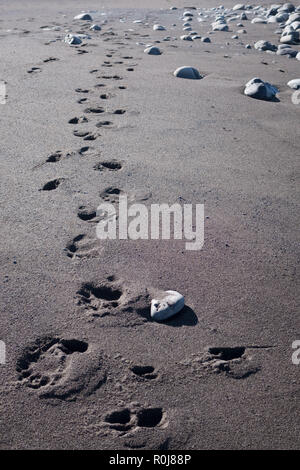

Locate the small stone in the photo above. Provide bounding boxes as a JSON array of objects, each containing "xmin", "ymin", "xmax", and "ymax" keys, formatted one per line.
[
  {"xmin": 180, "ymin": 34, "xmax": 193, "ymax": 41},
  {"xmin": 90, "ymin": 24, "xmax": 101, "ymax": 31},
  {"xmin": 151, "ymin": 290, "xmax": 185, "ymax": 321},
  {"xmin": 251, "ymin": 18, "xmax": 267, "ymax": 24},
  {"xmin": 64, "ymin": 34, "xmax": 82, "ymax": 45},
  {"xmin": 153, "ymin": 24, "xmax": 165, "ymax": 31},
  {"xmin": 174, "ymin": 66, "xmax": 202, "ymax": 79},
  {"xmin": 245, "ymin": 44, "xmax": 251, "ymax": 49},
  {"xmin": 287, "ymin": 78, "xmax": 300, "ymax": 89},
  {"xmin": 144, "ymin": 46, "xmax": 162, "ymax": 55},
  {"xmin": 201, "ymin": 36, "xmax": 211, "ymax": 43},
  {"xmin": 74, "ymin": 13, "xmax": 92, "ymax": 21},
  {"xmin": 244, "ymin": 77, "xmax": 278, "ymax": 100}
]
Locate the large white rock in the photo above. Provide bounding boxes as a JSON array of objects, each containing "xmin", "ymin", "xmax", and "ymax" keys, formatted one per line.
[
  {"xmin": 244, "ymin": 78, "xmax": 278, "ymax": 100},
  {"xmin": 174, "ymin": 66, "xmax": 202, "ymax": 79},
  {"xmin": 151, "ymin": 290, "xmax": 185, "ymax": 321},
  {"xmin": 287, "ymin": 78, "xmax": 300, "ymax": 89},
  {"xmin": 144, "ymin": 46, "xmax": 162, "ymax": 55},
  {"xmin": 74, "ymin": 13, "xmax": 93, "ymax": 21}
]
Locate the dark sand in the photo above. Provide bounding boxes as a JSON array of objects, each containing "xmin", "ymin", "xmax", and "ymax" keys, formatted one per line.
[{"xmin": 0, "ymin": 0, "xmax": 299, "ymax": 449}]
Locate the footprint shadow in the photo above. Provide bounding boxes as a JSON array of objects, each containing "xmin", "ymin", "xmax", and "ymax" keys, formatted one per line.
[{"xmin": 136, "ymin": 305, "xmax": 197, "ymax": 327}]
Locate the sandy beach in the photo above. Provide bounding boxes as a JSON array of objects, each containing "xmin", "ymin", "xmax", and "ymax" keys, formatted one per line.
[{"xmin": 0, "ymin": 0, "xmax": 299, "ymax": 450}]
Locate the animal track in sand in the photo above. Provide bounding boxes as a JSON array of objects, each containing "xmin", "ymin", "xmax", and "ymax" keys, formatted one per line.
[
  {"xmin": 73, "ymin": 130, "xmax": 98, "ymax": 141},
  {"xmin": 104, "ymin": 406, "xmax": 166, "ymax": 434},
  {"xmin": 130, "ymin": 365, "xmax": 158, "ymax": 380},
  {"xmin": 16, "ymin": 337, "xmax": 106, "ymax": 400},
  {"xmin": 75, "ymin": 88, "xmax": 90, "ymax": 93},
  {"xmin": 76, "ymin": 277, "xmax": 152, "ymax": 325},
  {"xmin": 68, "ymin": 116, "xmax": 88, "ymax": 124},
  {"xmin": 98, "ymin": 75, "xmax": 123, "ymax": 81},
  {"xmin": 43, "ymin": 57, "xmax": 58, "ymax": 63},
  {"xmin": 64, "ymin": 234, "xmax": 101, "ymax": 259},
  {"xmin": 77, "ymin": 205, "xmax": 98, "ymax": 222},
  {"xmin": 99, "ymin": 187, "xmax": 152, "ymax": 204},
  {"xmin": 182, "ymin": 346, "xmax": 261, "ymax": 379},
  {"xmin": 40, "ymin": 178, "xmax": 64, "ymax": 191},
  {"xmin": 84, "ymin": 106, "xmax": 105, "ymax": 114},
  {"xmin": 113, "ymin": 109, "xmax": 126, "ymax": 115},
  {"xmin": 100, "ymin": 187, "xmax": 124, "ymax": 203},
  {"xmin": 27, "ymin": 66, "xmax": 41, "ymax": 74},
  {"xmin": 94, "ymin": 160, "xmax": 122, "ymax": 172},
  {"xmin": 95, "ymin": 120, "xmax": 113, "ymax": 128},
  {"xmin": 76, "ymin": 277, "xmax": 124, "ymax": 318}
]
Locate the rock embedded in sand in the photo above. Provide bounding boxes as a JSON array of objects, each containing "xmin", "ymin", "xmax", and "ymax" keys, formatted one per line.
[
  {"xmin": 180, "ymin": 34, "xmax": 193, "ymax": 41},
  {"xmin": 244, "ymin": 78, "xmax": 278, "ymax": 101},
  {"xmin": 174, "ymin": 66, "xmax": 202, "ymax": 79},
  {"xmin": 74, "ymin": 13, "xmax": 93, "ymax": 21},
  {"xmin": 64, "ymin": 34, "xmax": 82, "ymax": 45},
  {"xmin": 201, "ymin": 36, "xmax": 211, "ymax": 43},
  {"xmin": 144, "ymin": 46, "xmax": 162, "ymax": 55},
  {"xmin": 153, "ymin": 24, "xmax": 166, "ymax": 31},
  {"xmin": 287, "ymin": 78, "xmax": 300, "ymax": 89},
  {"xmin": 90, "ymin": 24, "xmax": 101, "ymax": 31},
  {"xmin": 151, "ymin": 290, "xmax": 185, "ymax": 322},
  {"xmin": 254, "ymin": 40, "xmax": 277, "ymax": 51}
]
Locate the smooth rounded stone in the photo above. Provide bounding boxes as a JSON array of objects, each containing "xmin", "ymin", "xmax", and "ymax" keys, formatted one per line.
[
  {"xmin": 183, "ymin": 22, "xmax": 191, "ymax": 27},
  {"xmin": 192, "ymin": 35, "xmax": 202, "ymax": 39},
  {"xmin": 183, "ymin": 26, "xmax": 192, "ymax": 31},
  {"xmin": 150, "ymin": 290, "xmax": 185, "ymax": 321},
  {"xmin": 74, "ymin": 13, "xmax": 92, "ymax": 21},
  {"xmin": 245, "ymin": 43, "xmax": 251, "ymax": 48},
  {"xmin": 277, "ymin": 47, "xmax": 298, "ymax": 56},
  {"xmin": 254, "ymin": 40, "xmax": 277, "ymax": 51},
  {"xmin": 290, "ymin": 21, "xmax": 300, "ymax": 30},
  {"xmin": 144, "ymin": 46, "xmax": 162, "ymax": 55},
  {"xmin": 183, "ymin": 11, "xmax": 194, "ymax": 17},
  {"xmin": 237, "ymin": 28, "xmax": 247, "ymax": 33},
  {"xmin": 279, "ymin": 3, "xmax": 295, "ymax": 13},
  {"xmin": 297, "ymin": 51, "xmax": 300, "ymax": 60},
  {"xmin": 180, "ymin": 34, "xmax": 193, "ymax": 41},
  {"xmin": 153, "ymin": 24, "xmax": 166, "ymax": 31},
  {"xmin": 244, "ymin": 78, "xmax": 278, "ymax": 100},
  {"xmin": 201, "ymin": 36, "xmax": 211, "ymax": 42},
  {"xmin": 64, "ymin": 34, "xmax": 82, "ymax": 45},
  {"xmin": 240, "ymin": 12, "xmax": 248, "ymax": 20},
  {"xmin": 212, "ymin": 22, "xmax": 229, "ymax": 31},
  {"xmin": 231, "ymin": 35, "xmax": 238, "ymax": 39},
  {"xmin": 276, "ymin": 12, "xmax": 290, "ymax": 22},
  {"xmin": 280, "ymin": 30, "xmax": 299, "ymax": 43},
  {"xmin": 90, "ymin": 24, "xmax": 101, "ymax": 31},
  {"xmin": 251, "ymin": 17, "xmax": 267, "ymax": 24},
  {"xmin": 286, "ymin": 12, "xmax": 300, "ymax": 24},
  {"xmin": 173, "ymin": 66, "xmax": 202, "ymax": 79},
  {"xmin": 287, "ymin": 78, "xmax": 300, "ymax": 89},
  {"xmin": 267, "ymin": 6, "xmax": 281, "ymax": 17},
  {"xmin": 233, "ymin": 4, "xmax": 246, "ymax": 10}
]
